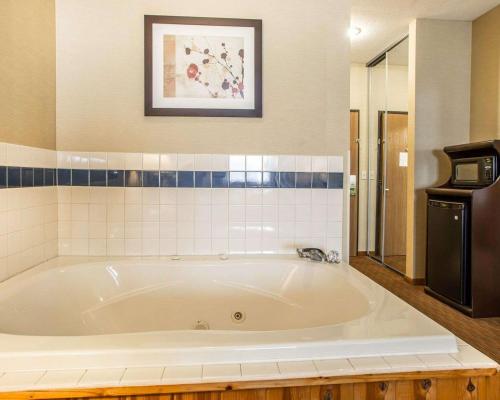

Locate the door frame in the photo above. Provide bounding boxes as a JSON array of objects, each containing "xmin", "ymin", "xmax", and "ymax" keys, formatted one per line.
[
  {"xmin": 373, "ymin": 110, "xmax": 408, "ymax": 273},
  {"xmin": 349, "ymin": 109, "xmax": 360, "ymax": 258}
]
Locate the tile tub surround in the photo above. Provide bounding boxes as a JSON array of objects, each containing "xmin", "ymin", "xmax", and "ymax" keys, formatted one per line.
[
  {"xmin": 56, "ymin": 153, "xmax": 344, "ymax": 257},
  {"xmin": 0, "ymin": 343, "xmax": 496, "ymax": 392},
  {"xmin": 0, "ymin": 142, "xmax": 345, "ymax": 270},
  {"xmin": 0, "ymin": 143, "xmax": 58, "ymax": 281}
]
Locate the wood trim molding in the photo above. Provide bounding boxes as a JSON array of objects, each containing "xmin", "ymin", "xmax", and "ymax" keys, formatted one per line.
[
  {"xmin": 404, "ymin": 276, "xmax": 426, "ymax": 285},
  {"xmin": 1, "ymin": 368, "xmax": 496, "ymax": 400}
]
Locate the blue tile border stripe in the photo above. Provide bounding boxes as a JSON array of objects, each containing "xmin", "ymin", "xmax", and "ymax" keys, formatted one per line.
[{"xmin": 0, "ymin": 167, "xmax": 343, "ymax": 189}]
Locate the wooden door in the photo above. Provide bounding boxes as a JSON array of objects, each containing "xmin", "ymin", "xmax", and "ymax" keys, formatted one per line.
[
  {"xmin": 381, "ymin": 112, "xmax": 408, "ymax": 257},
  {"xmin": 349, "ymin": 111, "xmax": 360, "ymax": 257}
]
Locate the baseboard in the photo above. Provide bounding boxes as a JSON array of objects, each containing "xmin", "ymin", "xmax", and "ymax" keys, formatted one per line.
[
  {"xmin": 356, "ymin": 251, "xmax": 368, "ymax": 256},
  {"xmin": 404, "ymin": 276, "xmax": 426, "ymax": 285}
]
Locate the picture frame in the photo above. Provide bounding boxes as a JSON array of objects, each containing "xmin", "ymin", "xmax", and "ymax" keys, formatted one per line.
[{"xmin": 144, "ymin": 15, "xmax": 262, "ymax": 118}]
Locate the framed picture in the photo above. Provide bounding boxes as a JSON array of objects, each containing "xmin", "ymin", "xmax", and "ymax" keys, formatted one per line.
[{"xmin": 144, "ymin": 15, "xmax": 262, "ymax": 118}]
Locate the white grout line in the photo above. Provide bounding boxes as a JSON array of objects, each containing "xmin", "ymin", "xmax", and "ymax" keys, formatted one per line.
[
  {"xmin": 118, "ymin": 367, "xmax": 127, "ymax": 384},
  {"xmin": 33, "ymin": 370, "xmax": 47, "ymax": 385},
  {"xmin": 118, "ymin": 368, "xmax": 128, "ymax": 384},
  {"xmin": 76, "ymin": 369, "xmax": 87, "ymax": 385}
]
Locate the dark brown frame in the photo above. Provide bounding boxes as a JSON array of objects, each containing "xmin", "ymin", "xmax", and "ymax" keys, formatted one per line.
[
  {"xmin": 144, "ymin": 15, "xmax": 262, "ymax": 117},
  {"xmin": 349, "ymin": 109, "xmax": 360, "ymax": 258}
]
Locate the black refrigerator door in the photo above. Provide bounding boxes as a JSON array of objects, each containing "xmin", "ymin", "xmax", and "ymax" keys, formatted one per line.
[{"xmin": 426, "ymin": 200, "xmax": 469, "ymax": 305}]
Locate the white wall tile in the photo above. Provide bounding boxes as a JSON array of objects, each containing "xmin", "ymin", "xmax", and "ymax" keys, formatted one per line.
[
  {"xmin": 246, "ymin": 189, "xmax": 262, "ymax": 205},
  {"xmin": 328, "ymin": 156, "xmax": 343, "ymax": 172},
  {"xmin": 70, "ymin": 152, "xmax": 89, "ymax": 169},
  {"xmin": 212, "ymin": 238, "xmax": 228, "ymax": 254},
  {"xmin": 177, "ymin": 238, "xmax": 194, "ymax": 254},
  {"xmin": 0, "ymin": 146, "xmax": 344, "ymax": 262},
  {"xmin": 107, "ymin": 238, "xmax": 124, "ymax": 255},
  {"xmin": 229, "ymin": 237, "xmax": 245, "ymax": 254},
  {"xmin": 177, "ymin": 188, "xmax": 194, "ymax": 204},
  {"xmin": 143, "ymin": 153, "xmax": 160, "ymax": 170},
  {"xmin": 262, "ymin": 188, "xmax": 278, "ymax": 205},
  {"xmin": 229, "ymin": 188, "xmax": 245, "ymax": 205},
  {"xmin": 195, "ymin": 238, "xmax": 211, "ymax": 254},
  {"xmin": 89, "ymin": 239, "xmax": 106, "ymax": 256},
  {"xmin": 229, "ymin": 155, "xmax": 245, "ymax": 171},
  {"xmin": 177, "ymin": 154, "xmax": 195, "ymax": 170},
  {"xmin": 57, "ymin": 151, "xmax": 72, "ymax": 168},
  {"xmin": 312, "ymin": 156, "xmax": 328, "ymax": 172},
  {"xmin": 107, "ymin": 152, "xmax": 126, "ymax": 170},
  {"xmin": 278, "ymin": 155, "xmax": 295, "ymax": 172},
  {"xmin": 89, "ymin": 152, "xmax": 107, "ymax": 170},
  {"xmin": 263, "ymin": 155, "xmax": 279, "ymax": 171},
  {"xmin": 160, "ymin": 154, "xmax": 178, "ymax": 170},
  {"xmin": 160, "ymin": 188, "xmax": 177, "ymax": 205},
  {"xmin": 295, "ymin": 156, "xmax": 312, "ymax": 172},
  {"xmin": 125, "ymin": 153, "xmax": 142, "ymax": 170},
  {"xmin": 246, "ymin": 155, "xmax": 262, "ymax": 171},
  {"xmin": 312, "ymin": 189, "xmax": 328, "ymax": 205},
  {"xmin": 295, "ymin": 190, "xmax": 311, "ymax": 205},
  {"xmin": 0, "ymin": 142, "xmax": 6, "ymax": 165},
  {"xmin": 160, "ymin": 237, "xmax": 176, "ymax": 255},
  {"xmin": 195, "ymin": 188, "xmax": 211, "ymax": 205},
  {"xmin": 279, "ymin": 189, "xmax": 295, "ymax": 205},
  {"xmin": 211, "ymin": 154, "xmax": 229, "ymax": 171},
  {"xmin": 194, "ymin": 154, "xmax": 212, "ymax": 171}
]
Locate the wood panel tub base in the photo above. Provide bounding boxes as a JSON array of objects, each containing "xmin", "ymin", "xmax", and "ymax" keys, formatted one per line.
[{"xmin": 1, "ymin": 368, "xmax": 498, "ymax": 400}]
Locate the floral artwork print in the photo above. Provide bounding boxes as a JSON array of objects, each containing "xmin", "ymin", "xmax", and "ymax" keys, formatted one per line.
[
  {"xmin": 163, "ymin": 35, "xmax": 245, "ymax": 100},
  {"xmin": 146, "ymin": 15, "xmax": 261, "ymax": 117}
]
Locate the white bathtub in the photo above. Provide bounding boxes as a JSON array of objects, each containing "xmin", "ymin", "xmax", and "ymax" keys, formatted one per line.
[{"xmin": 0, "ymin": 256, "xmax": 457, "ymax": 371}]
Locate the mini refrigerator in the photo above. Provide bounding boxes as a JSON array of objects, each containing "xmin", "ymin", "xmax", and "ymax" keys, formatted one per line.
[{"xmin": 426, "ymin": 200, "xmax": 470, "ymax": 306}]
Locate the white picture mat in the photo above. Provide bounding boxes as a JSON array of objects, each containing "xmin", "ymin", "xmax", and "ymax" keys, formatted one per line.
[{"xmin": 152, "ymin": 23, "xmax": 255, "ymax": 110}]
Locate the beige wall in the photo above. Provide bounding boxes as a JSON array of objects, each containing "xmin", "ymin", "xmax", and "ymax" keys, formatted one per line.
[
  {"xmin": 55, "ymin": 0, "xmax": 350, "ymax": 155},
  {"xmin": 470, "ymin": 5, "xmax": 500, "ymax": 142},
  {"xmin": 0, "ymin": 0, "xmax": 56, "ymax": 150},
  {"xmin": 408, "ymin": 19, "xmax": 471, "ymax": 279}
]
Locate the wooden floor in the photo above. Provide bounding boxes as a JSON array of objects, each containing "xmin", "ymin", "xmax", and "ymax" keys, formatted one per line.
[
  {"xmin": 382, "ymin": 255, "xmax": 406, "ymax": 274},
  {"xmin": 349, "ymin": 256, "xmax": 500, "ymax": 363},
  {"xmin": 349, "ymin": 257, "xmax": 500, "ymax": 363}
]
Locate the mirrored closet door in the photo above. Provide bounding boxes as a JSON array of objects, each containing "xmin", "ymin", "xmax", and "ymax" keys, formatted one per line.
[{"xmin": 366, "ymin": 37, "xmax": 409, "ymax": 275}]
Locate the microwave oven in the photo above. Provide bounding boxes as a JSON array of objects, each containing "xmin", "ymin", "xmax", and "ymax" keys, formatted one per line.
[{"xmin": 451, "ymin": 156, "xmax": 497, "ymax": 187}]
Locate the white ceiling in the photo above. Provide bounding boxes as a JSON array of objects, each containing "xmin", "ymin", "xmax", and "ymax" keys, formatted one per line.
[{"xmin": 351, "ymin": 0, "xmax": 500, "ymax": 63}]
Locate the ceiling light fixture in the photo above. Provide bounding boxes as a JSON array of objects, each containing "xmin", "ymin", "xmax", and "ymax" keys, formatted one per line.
[{"xmin": 348, "ymin": 26, "xmax": 362, "ymax": 38}]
